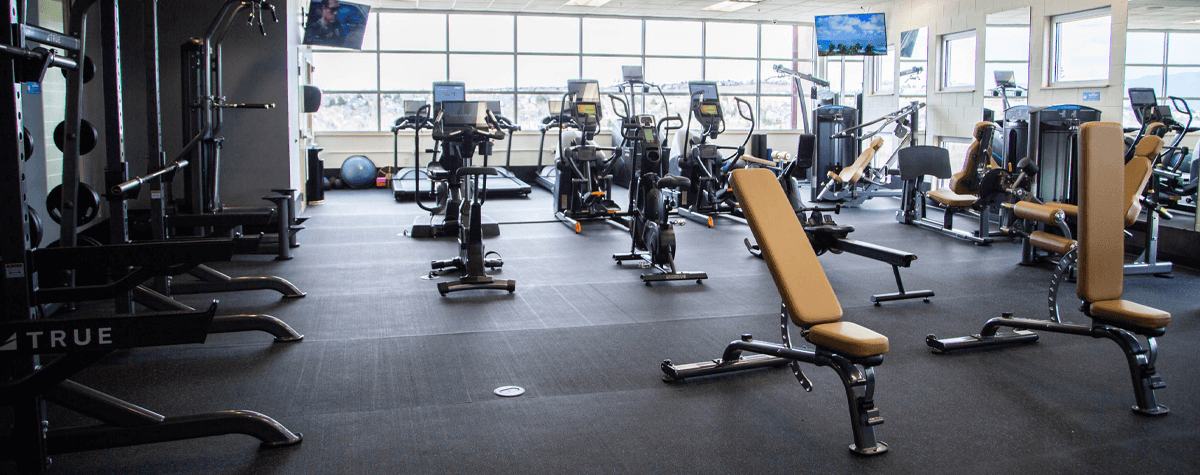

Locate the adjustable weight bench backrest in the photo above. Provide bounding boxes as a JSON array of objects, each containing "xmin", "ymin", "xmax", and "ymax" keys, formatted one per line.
[
  {"xmin": 1124, "ymin": 135, "xmax": 1162, "ymax": 226},
  {"xmin": 1078, "ymin": 122, "xmax": 1170, "ymax": 333},
  {"xmin": 730, "ymin": 168, "xmax": 888, "ymax": 358}
]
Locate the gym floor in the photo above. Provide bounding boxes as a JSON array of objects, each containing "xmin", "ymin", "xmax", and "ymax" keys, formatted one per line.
[{"xmin": 39, "ymin": 187, "xmax": 1200, "ymax": 473}]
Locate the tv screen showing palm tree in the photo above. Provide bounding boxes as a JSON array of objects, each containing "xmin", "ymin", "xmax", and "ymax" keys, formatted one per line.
[{"xmin": 816, "ymin": 13, "xmax": 887, "ymax": 57}]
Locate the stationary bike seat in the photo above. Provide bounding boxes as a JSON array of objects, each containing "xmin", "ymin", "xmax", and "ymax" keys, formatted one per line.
[
  {"xmin": 806, "ymin": 224, "xmax": 854, "ymax": 238},
  {"xmin": 658, "ymin": 175, "xmax": 691, "ymax": 189},
  {"xmin": 457, "ymin": 166, "xmax": 498, "ymax": 177}
]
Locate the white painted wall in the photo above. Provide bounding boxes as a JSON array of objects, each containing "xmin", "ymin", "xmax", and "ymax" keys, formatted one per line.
[{"xmin": 873, "ymin": 0, "xmax": 1128, "ymax": 143}]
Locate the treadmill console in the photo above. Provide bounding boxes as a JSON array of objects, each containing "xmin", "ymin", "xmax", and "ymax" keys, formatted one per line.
[{"xmin": 432, "ymin": 81, "xmax": 466, "ymax": 108}]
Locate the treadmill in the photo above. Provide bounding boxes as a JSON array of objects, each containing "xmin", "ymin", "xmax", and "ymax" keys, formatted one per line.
[
  {"xmin": 392, "ymin": 83, "xmax": 529, "ymax": 201},
  {"xmin": 392, "ymin": 99, "xmax": 436, "ymax": 201},
  {"xmin": 482, "ymin": 100, "xmax": 532, "ymax": 197}
]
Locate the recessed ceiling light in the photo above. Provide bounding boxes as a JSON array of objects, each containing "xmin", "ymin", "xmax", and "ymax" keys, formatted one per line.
[
  {"xmin": 703, "ymin": 0, "xmax": 759, "ymax": 13},
  {"xmin": 564, "ymin": 0, "xmax": 611, "ymax": 6}
]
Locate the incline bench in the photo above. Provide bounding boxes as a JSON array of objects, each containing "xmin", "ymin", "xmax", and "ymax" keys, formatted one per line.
[
  {"xmin": 662, "ymin": 167, "xmax": 891, "ymax": 456},
  {"xmin": 927, "ymin": 122, "xmax": 1172, "ymax": 415}
]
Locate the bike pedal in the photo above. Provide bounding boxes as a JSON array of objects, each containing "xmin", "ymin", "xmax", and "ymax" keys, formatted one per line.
[
  {"xmin": 671, "ymin": 219, "xmax": 685, "ymax": 226},
  {"xmin": 638, "ymin": 262, "xmax": 652, "ymax": 269}
]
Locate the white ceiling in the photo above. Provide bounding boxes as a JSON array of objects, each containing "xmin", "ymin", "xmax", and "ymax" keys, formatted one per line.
[
  {"xmin": 360, "ymin": 0, "xmax": 893, "ymax": 23},
  {"xmin": 1128, "ymin": 0, "xmax": 1200, "ymax": 31}
]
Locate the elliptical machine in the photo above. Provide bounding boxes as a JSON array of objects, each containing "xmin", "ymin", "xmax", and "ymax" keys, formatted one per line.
[
  {"xmin": 427, "ymin": 101, "xmax": 515, "ymax": 295},
  {"xmin": 609, "ymin": 91, "xmax": 707, "ymax": 285},
  {"xmin": 552, "ymin": 80, "xmax": 627, "ymax": 233},
  {"xmin": 673, "ymin": 81, "xmax": 755, "ymax": 227}
]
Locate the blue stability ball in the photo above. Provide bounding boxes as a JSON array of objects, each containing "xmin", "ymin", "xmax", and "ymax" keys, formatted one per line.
[{"xmin": 340, "ymin": 155, "xmax": 377, "ymax": 189}]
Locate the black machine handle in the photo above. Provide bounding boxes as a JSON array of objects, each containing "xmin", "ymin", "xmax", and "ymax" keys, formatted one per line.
[{"xmin": 608, "ymin": 94, "xmax": 631, "ymax": 120}]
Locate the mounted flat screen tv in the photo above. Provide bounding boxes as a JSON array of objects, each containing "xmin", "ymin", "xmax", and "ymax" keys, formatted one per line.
[
  {"xmin": 815, "ymin": 13, "xmax": 887, "ymax": 56},
  {"xmin": 303, "ymin": 1, "xmax": 371, "ymax": 50}
]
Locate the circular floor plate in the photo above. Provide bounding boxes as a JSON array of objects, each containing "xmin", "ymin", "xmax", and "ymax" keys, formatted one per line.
[{"xmin": 493, "ymin": 386, "xmax": 525, "ymax": 397}]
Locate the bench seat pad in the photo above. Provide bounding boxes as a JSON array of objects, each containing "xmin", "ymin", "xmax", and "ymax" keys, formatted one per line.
[
  {"xmin": 1090, "ymin": 299, "xmax": 1170, "ymax": 330},
  {"xmin": 1029, "ymin": 231, "xmax": 1076, "ymax": 255},
  {"xmin": 807, "ymin": 321, "xmax": 889, "ymax": 357},
  {"xmin": 927, "ymin": 189, "xmax": 976, "ymax": 207}
]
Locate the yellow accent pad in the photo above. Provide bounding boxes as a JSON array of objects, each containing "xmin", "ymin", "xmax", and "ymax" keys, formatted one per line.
[
  {"xmin": 1089, "ymin": 300, "xmax": 1171, "ymax": 329},
  {"xmin": 1077, "ymin": 122, "xmax": 1127, "ymax": 303},
  {"xmin": 1029, "ymin": 231, "xmax": 1076, "ymax": 255},
  {"xmin": 1013, "ymin": 201, "xmax": 1064, "ymax": 224},
  {"xmin": 730, "ymin": 169, "xmax": 842, "ymax": 327},
  {"xmin": 807, "ymin": 322, "xmax": 889, "ymax": 358},
  {"xmin": 835, "ymin": 137, "xmax": 884, "ymax": 185},
  {"xmin": 926, "ymin": 189, "xmax": 976, "ymax": 208}
]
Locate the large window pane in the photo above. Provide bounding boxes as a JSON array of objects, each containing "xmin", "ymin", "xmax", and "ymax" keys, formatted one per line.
[
  {"xmin": 583, "ymin": 18, "xmax": 640, "ymax": 54},
  {"xmin": 380, "ymin": 54, "xmax": 446, "ymax": 90},
  {"xmin": 706, "ymin": 22, "xmax": 756, "ymax": 58},
  {"xmin": 583, "ymin": 56, "xmax": 640, "ymax": 92},
  {"xmin": 760, "ymin": 61, "xmax": 808, "ymax": 94},
  {"xmin": 379, "ymin": 13, "xmax": 445, "ymax": 51},
  {"xmin": 314, "ymin": 93, "xmax": 378, "ymax": 131},
  {"xmin": 985, "ymin": 27, "xmax": 1029, "ymax": 61},
  {"xmin": 843, "ymin": 60, "xmax": 865, "ymax": 96},
  {"xmin": 517, "ymin": 55, "xmax": 578, "ymax": 91},
  {"xmin": 518, "ymin": 16, "xmax": 579, "ymax": 54},
  {"xmin": 797, "ymin": 26, "xmax": 815, "ymax": 60},
  {"xmin": 1053, "ymin": 13, "xmax": 1110, "ymax": 83},
  {"xmin": 449, "ymin": 14, "xmax": 514, "ymax": 52},
  {"xmin": 1126, "ymin": 32, "xmax": 1164, "ymax": 65},
  {"xmin": 761, "ymin": 24, "xmax": 793, "ymax": 59},
  {"xmin": 874, "ymin": 50, "xmax": 895, "ymax": 94},
  {"xmin": 381, "ymin": 93, "xmax": 429, "ymax": 129},
  {"xmin": 646, "ymin": 20, "xmax": 701, "ymax": 56},
  {"xmin": 1166, "ymin": 67, "xmax": 1200, "ymax": 98},
  {"xmin": 312, "ymin": 52, "xmax": 377, "ymax": 90},
  {"xmin": 645, "ymin": 58, "xmax": 701, "ymax": 93},
  {"xmin": 758, "ymin": 96, "xmax": 793, "ymax": 130},
  {"xmin": 518, "ymin": 94, "xmax": 571, "ymax": 134},
  {"xmin": 943, "ymin": 33, "xmax": 976, "ymax": 89},
  {"xmin": 1125, "ymin": 66, "xmax": 1163, "ymax": 93},
  {"xmin": 706, "ymin": 59, "xmax": 757, "ymax": 94},
  {"xmin": 1168, "ymin": 33, "xmax": 1200, "ymax": 65},
  {"xmin": 644, "ymin": 94, "xmax": 691, "ymax": 123},
  {"xmin": 449, "ymin": 55, "xmax": 514, "ymax": 91}
]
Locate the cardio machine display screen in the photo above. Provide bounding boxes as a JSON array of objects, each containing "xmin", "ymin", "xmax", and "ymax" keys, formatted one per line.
[
  {"xmin": 643, "ymin": 129, "xmax": 656, "ymax": 143},
  {"xmin": 576, "ymin": 104, "xmax": 597, "ymax": 116},
  {"xmin": 441, "ymin": 101, "xmax": 488, "ymax": 127},
  {"xmin": 1129, "ymin": 88, "xmax": 1157, "ymax": 107},
  {"xmin": 433, "ymin": 84, "xmax": 465, "ymax": 104},
  {"xmin": 689, "ymin": 83, "xmax": 718, "ymax": 101},
  {"xmin": 700, "ymin": 104, "xmax": 719, "ymax": 116}
]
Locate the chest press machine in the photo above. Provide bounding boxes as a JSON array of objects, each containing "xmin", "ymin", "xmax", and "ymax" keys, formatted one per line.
[
  {"xmin": 663, "ymin": 168, "xmax": 891, "ymax": 456},
  {"xmin": 927, "ymin": 122, "xmax": 1172, "ymax": 416}
]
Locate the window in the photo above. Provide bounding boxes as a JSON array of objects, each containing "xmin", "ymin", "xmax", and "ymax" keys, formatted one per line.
[
  {"xmin": 311, "ymin": 14, "xmax": 817, "ymax": 132},
  {"xmin": 872, "ymin": 47, "xmax": 895, "ymax": 95},
  {"xmin": 1123, "ymin": 31, "xmax": 1200, "ymax": 128},
  {"xmin": 1050, "ymin": 8, "xmax": 1111, "ymax": 84},
  {"xmin": 941, "ymin": 30, "xmax": 976, "ymax": 91}
]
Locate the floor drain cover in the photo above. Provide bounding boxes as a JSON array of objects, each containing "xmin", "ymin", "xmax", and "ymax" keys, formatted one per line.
[{"xmin": 494, "ymin": 386, "xmax": 525, "ymax": 397}]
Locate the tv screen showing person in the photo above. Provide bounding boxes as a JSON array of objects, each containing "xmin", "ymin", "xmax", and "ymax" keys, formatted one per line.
[{"xmin": 302, "ymin": 0, "xmax": 370, "ymax": 50}]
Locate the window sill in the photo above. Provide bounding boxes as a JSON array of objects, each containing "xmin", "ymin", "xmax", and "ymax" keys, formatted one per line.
[
  {"xmin": 939, "ymin": 87, "xmax": 975, "ymax": 93},
  {"xmin": 1043, "ymin": 81, "xmax": 1109, "ymax": 89}
]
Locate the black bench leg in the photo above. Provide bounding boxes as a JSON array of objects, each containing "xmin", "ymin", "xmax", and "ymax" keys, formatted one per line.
[
  {"xmin": 830, "ymin": 361, "xmax": 887, "ymax": 456},
  {"xmin": 1094, "ymin": 328, "xmax": 1168, "ymax": 416}
]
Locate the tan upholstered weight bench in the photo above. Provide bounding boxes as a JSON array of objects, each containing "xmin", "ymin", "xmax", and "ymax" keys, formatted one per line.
[
  {"xmin": 928, "ymin": 122, "xmax": 1171, "ymax": 415},
  {"xmin": 662, "ymin": 167, "xmax": 891, "ymax": 456}
]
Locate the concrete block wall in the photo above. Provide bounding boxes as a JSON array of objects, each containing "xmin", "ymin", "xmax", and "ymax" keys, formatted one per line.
[{"xmin": 873, "ymin": 0, "xmax": 1128, "ymax": 143}]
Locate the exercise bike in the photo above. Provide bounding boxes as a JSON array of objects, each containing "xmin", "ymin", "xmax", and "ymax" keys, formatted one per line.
[
  {"xmin": 673, "ymin": 81, "xmax": 755, "ymax": 227},
  {"xmin": 426, "ymin": 101, "xmax": 515, "ymax": 295},
  {"xmin": 608, "ymin": 94, "xmax": 707, "ymax": 285}
]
